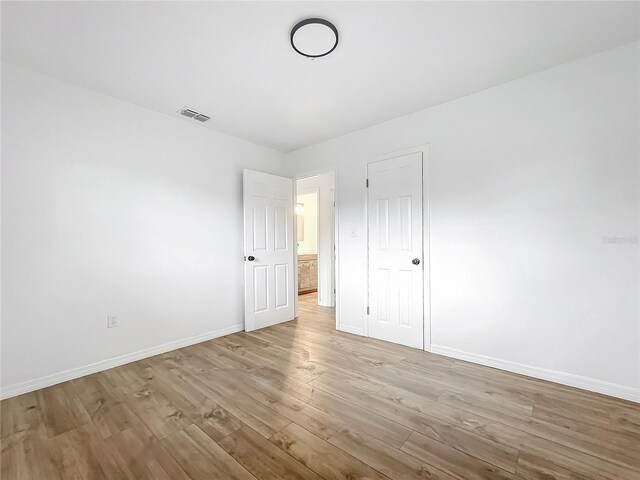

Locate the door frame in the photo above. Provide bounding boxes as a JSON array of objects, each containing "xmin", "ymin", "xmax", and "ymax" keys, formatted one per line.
[
  {"xmin": 293, "ymin": 170, "xmax": 339, "ymax": 330},
  {"xmin": 364, "ymin": 145, "xmax": 431, "ymax": 351}
]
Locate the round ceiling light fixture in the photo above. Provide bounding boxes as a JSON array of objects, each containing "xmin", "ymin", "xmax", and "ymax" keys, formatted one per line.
[{"xmin": 290, "ymin": 18, "xmax": 339, "ymax": 58}]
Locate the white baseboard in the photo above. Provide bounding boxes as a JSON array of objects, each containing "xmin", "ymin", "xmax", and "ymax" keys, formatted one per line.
[
  {"xmin": 431, "ymin": 345, "xmax": 640, "ymax": 403},
  {"xmin": 0, "ymin": 324, "xmax": 244, "ymax": 400},
  {"xmin": 338, "ymin": 324, "xmax": 364, "ymax": 336}
]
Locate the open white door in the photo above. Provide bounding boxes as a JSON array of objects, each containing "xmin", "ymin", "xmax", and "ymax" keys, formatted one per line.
[
  {"xmin": 243, "ymin": 170, "xmax": 295, "ymax": 331},
  {"xmin": 368, "ymin": 152, "xmax": 424, "ymax": 349}
]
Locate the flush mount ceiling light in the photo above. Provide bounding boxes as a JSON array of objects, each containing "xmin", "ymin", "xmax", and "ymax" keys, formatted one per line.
[{"xmin": 290, "ymin": 18, "xmax": 339, "ymax": 58}]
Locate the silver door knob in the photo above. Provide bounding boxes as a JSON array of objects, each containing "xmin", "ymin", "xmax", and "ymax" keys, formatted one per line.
[{"xmin": 412, "ymin": 258, "xmax": 420, "ymax": 265}]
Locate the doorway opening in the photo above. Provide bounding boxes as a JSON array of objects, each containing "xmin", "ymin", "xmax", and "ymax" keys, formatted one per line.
[{"xmin": 295, "ymin": 172, "xmax": 336, "ymax": 327}]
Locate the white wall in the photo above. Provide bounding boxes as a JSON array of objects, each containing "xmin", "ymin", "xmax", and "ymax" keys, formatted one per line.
[
  {"xmin": 0, "ymin": 63, "xmax": 285, "ymax": 397},
  {"xmin": 296, "ymin": 192, "xmax": 318, "ymax": 255},
  {"xmin": 285, "ymin": 42, "xmax": 640, "ymax": 401},
  {"xmin": 297, "ymin": 172, "xmax": 336, "ymax": 307}
]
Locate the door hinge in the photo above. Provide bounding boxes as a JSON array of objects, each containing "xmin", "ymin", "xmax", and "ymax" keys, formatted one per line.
[
  {"xmin": 366, "ymin": 306, "xmax": 370, "ymax": 315},
  {"xmin": 366, "ymin": 178, "xmax": 369, "ymax": 188}
]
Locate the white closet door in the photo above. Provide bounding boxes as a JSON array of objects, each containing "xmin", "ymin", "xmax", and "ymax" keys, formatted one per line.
[{"xmin": 368, "ymin": 152, "xmax": 424, "ymax": 349}]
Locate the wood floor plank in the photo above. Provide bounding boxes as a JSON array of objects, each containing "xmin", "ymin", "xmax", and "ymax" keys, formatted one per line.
[
  {"xmin": 36, "ymin": 382, "xmax": 92, "ymax": 438},
  {"xmin": 109, "ymin": 364, "xmax": 191, "ymax": 440},
  {"xmin": 192, "ymin": 342, "xmax": 257, "ymax": 371},
  {"xmin": 379, "ymin": 384, "xmax": 488, "ymax": 423},
  {"xmin": 1, "ymin": 429, "xmax": 46, "ymax": 480},
  {"xmin": 516, "ymin": 452, "xmax": 593, "ymax": 480},
  {"xmin": 317, "ymin": 362, "xmax": 389, "ymax": 393},
  {"xmin": 142, "ymin": 362, "xmax": 244, "ymax": 441},
  {"xmin": 314, "ymin": 374, "xmax": 520, "ymax": 472},
  {"xmin": 450, "ymin": 359, "xmax": 631, "ymax": 415},
  {"xmin": 226, "ymin": 369, "xmax": 345, "ymax": 439},
  {"xmin": 72, "ymin": 373, "xmax": 140, "ymax": 439},
  {"xmin": 515, "ymin": 435, "xmax": 640, "ymax": 480},
  {"xmin": 531, "ymin": 403, "xmax": 640, "ymax": 449},
  {"xmin": 438, "ymin": 390, "xmax": 533, "ymax": 423},
  {"xmin": 248, "ymin": 366, "xmax": 316, "ymax": 402},
  {"xmin": 520, "ymin": 416, "xmax": 640, "ymax": 472},
  {"xmin": 161, "ymin": 424, "xmax": 255, "ymax": 480},
  {"xmin": 219, "ymin": 425, "xmax": 325, "ymax": 480},
  {"xmin": 328, "ymin": 425, "xmax": 458, "ymax": 480},
  {"xmin": 0, "ymin": 391, "xmax": 41, "ymax": 439},
  {"xmin": 343, "ymin": 359, "xmax": 455, "ymax": 400},
  {"xmin": 44, "ymin": 423, "xmax": 125, "ymax": 479},
  {"xmin": 610, "ymin": 409, "xmax": 640, "ymax": 434},
  {"xmin": 1, "ymin": 433, "xmax": 30, "ymax": 480},
  {"xmin": 270, "ymin": 422, "xmax": 390, "ymax": 480},
  {"xmin": 170, "ymin": 363, "xmax": 292, "ymax": 438},
  {"xmin": 401, "ymin": 431, "xmax": 520, "ymax": 480},
  {"xmin": 305, "ymin": 385, "xmax": 413, "ymax": 448},
  {"xmin": 376, "ymin": 383, "xmax": 527, "ymax": 448},
  {"xmin": 531, "ymin": 399, "xmax": 611, "ymax": 428},
  {"xmin": 2, "ymin": 424, "xmax": 69, "ymax": 479},
  {"xmin": 106, "ymin": 423, "xmax": 191, "ymax": 480}
]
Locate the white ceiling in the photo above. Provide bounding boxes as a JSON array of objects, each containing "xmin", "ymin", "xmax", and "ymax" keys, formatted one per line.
[{"xmin": 2, "ymin": 1, "xmax": 639, "ymax": 152}]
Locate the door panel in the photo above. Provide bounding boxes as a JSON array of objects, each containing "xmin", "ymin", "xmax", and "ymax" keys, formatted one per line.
[
  {"xmin": 274, "ymin": 206, "xmax": 288, "ymax": 250},
  {"xmin": 253, "ymin": 203, "xmax": 268, "ymax": 250},
  {"xmin": 274, "ymin": 263, "xmax": 289, "ymax": 308},
  {"xmin": 253, "ymin": 265, "xmax": 269, "ymax": 313},
  {"xmin": 368, "ymin": 152, "xmax": 424, "ymax": 349},
  {"xmin": 243, "ymin": 170, "xmax": 295, "ymax": 331}
]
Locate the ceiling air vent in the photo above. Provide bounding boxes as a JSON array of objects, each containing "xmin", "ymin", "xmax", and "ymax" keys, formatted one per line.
[
  {"xmin": 180, "ymin": 108, "xmax": 198, "ymax": 118},
  {"xmin": 179, "ymin": 107, "xmax": 211, "ymax": 122},
  {"xmin": 194, "ymin": 114, "xmax": 211, "ymax": 122}
]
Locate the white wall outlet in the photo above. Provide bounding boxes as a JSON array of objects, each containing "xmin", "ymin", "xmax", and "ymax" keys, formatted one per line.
[{"xmin": 107, "ymin": 315, "xmax": 118, "ymax": 328}]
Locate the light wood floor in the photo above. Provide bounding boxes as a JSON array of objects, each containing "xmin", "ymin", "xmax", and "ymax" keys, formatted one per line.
[{"xmin": 2, "ymin": 294, "xmax": 639, "ymax": 479}]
